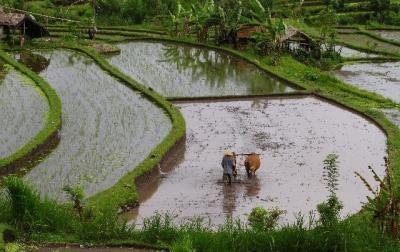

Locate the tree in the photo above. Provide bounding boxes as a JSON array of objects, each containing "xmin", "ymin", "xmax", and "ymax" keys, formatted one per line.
[{"xmin": 370, "ymin": 0, "xmax": 391, "ymax": 23}]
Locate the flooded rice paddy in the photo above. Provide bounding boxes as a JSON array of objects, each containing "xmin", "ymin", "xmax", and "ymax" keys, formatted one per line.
[
  {"xmin": 338, "ymin": 33, "xmax": 400, "ymax": 54},
  {"xmin": 335, "ymin": 61, "xmax": 400, "ymax": 103},
  {"xmin": 128, "ymin": 97, "xmax": 386, "ymax": 225},
  {"xmin": 336, "ymin": 45, "xmax": 379, "ymax": 58},
  {"xmin": 374, "ymin": 30, "xmax": 400, "ymax": 43},
  {"xmin": 21, "ymin": 50, "xmax": 171, "ymax": 200},
  {"xmin": 0, "ymin": 63, "xmax": 48, "ymax": 158},
  {"xmin": 108, "ymin": 41, "xmax": 297, "ymax": 98}
]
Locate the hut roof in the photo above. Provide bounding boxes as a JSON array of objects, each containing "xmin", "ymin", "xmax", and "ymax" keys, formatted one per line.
[
  {"xmin": 0, "ymin": 11, "xmax": 49, "ymax": 37},
  {"xmin": 279, "ymin": 25, "xmax": 313, "ymax": 43},
  {"xmin": 0, "ymin": 12, "xmax": 25, "ymax": 27}
]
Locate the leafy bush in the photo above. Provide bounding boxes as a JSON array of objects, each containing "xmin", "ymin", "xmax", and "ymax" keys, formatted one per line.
[{"xmin": 247, "ymin": 207, "xmax": 284, "ymax": 231}]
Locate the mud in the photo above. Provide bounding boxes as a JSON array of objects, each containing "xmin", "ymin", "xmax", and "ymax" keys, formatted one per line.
[
  {"xmin": 335, "ymin": 61, "xmax": 400, "ymax": 103},
  {"xmin": 374, "ymin": 30, "xmax": 400, "ymax": 42},
  {"xmin": 19, "ymin": 50, "xmax": 171, "ymax": 200},
  {"xmin": 108, "ymin": 41, "xmax": 297, "ymax": 98},
  {"xmin": 0, "ymin": 65, "xmax": 49, "ymax": 158},
  {"xmin": 126, "ymin": 96, "xmax": 387, "ymax": 226}
]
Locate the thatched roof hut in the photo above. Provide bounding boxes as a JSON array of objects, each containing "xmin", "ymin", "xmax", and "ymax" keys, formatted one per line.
[
  {"xmin": 279, "ymin": 25, "xmax": 314, "ymax": 51},
  {"xmin": 0, "ymin": 11, "xmax": 49, "ymax": 39}
]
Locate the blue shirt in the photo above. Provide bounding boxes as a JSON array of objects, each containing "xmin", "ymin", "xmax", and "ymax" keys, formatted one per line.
[{"xmin": 221, "ymin": 156, "xmax": 234, "ymax": 175}]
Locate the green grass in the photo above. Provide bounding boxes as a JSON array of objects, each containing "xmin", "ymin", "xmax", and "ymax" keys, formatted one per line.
[{"xmin": 0, "ymin": 51, "xmax": 62, "ymax": 175}]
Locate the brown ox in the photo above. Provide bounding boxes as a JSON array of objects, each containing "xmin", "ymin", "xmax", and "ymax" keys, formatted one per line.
[{"xmin": 244, "ymin": 154, "xmax": 261, "ymax": 178}]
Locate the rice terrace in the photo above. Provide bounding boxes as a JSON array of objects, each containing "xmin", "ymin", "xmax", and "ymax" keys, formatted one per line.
[{"xmin": 1, "ymin": 0, "xmax": 400, "ymax": 251}]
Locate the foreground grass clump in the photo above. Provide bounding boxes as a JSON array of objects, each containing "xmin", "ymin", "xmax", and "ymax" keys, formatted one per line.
[
  {"xmin": 1, "ymin": 168, "xmax": 399, "ymax": 251},
  {"xmin": 0, "ymin": 176, "xmax": 134, "ymax": 243}
]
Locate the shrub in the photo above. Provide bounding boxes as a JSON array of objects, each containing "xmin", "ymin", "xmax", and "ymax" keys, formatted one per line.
[{"xmin": 247, "ymin": 207, "xmax": 285, "ymax": 232}]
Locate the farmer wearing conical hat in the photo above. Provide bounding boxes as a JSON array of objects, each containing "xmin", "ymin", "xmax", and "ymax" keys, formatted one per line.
[{"xmin": 221, "ymin": 149, "xmax": 236, "ymax": 186}]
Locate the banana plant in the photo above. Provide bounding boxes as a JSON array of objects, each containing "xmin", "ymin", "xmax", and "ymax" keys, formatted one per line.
[
  {"xmin": 249, "ymin": 0, "xmax": 287, "ymax": 62},
  {"xmin": 169, "ymin": 2, "xmax": 185, "ymax": 36}
]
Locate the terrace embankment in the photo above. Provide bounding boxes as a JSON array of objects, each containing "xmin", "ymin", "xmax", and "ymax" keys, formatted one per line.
[
  {"xmin": 126, "ymin": 96, "xmax": 387, "ymax": 225},
  {"xmin": 18, "ymin": 50, "xmax": 172, "ymax": 200}
]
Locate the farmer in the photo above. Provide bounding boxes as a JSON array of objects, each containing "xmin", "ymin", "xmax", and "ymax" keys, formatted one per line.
[
  {"xmin": 88, "ymin": 28, "xmax": 94, "ymax": 40},
  {"xmin": 221, "ymin": 149, "xmax": 236, "ymax": 186}
]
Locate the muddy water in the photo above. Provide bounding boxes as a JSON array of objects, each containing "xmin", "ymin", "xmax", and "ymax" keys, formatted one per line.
[
  {"xmin": 335, "ymin": 45, "xmax": 379, "ymax": 58},
  {"xmin": 0, "ymin": 64, "xmax": 48, "ymax": 158},
  {"xmin": 335, "ymin": 61, "xmax": 400, "ymax": 103},
  {"xmin": 107, "ymin": 42, "xmax": 297, "ymax": 98},
  {"xmin": 127, "ymin": 97, "xmax": 386, "ymax": 226},
  {"xmin": 21, "ymin": 50, "xmax": 171, "ymax": 200},
  {"xmin": 375, "ymin": 30, "xmax": 400, "ymax": 42}
]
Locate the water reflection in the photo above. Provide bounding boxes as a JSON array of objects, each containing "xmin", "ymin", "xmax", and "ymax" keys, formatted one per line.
[
  {"xmin": 15, "ymin": 51, "xmax": 50, "ymax": 73},
  {"xmin": 108, "ymin": 42, "xmax": 298, "ymax": 97}
]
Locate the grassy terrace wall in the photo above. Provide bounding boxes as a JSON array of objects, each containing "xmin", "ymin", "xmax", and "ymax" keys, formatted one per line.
[
  {"xmin": 0, "ymin": 50, "xmax": 62, "ymax": 176},
  {"xmin": 25, "ymin": 42, "xmax": 186, "ymax": 210}
]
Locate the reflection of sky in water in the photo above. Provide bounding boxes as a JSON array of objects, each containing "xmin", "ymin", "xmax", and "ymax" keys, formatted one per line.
[
  {"xmin": 108, "ymin": 42, "xmax": 297, "ymax": 97},
  {"xmin": 0, "ymin": 68, "xmax": 48, "ymax": 158},
  {"xmin": 23, "ymin": 50, "xmax": 171, "ymax": 200},
  {"xmin": 376, "ymin": 31, "xmax": 400, "ymax": 42},
  {"xmin": 335, "ymin": 61, "xmax": 400, "ymax": 103},
  {"xmin": 334, "ymin": 45, "xmax": 379, "ymax": 58}
]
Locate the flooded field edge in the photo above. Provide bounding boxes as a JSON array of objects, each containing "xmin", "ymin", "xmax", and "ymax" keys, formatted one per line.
[
  {"xmin": 0, "ymin": 51, "xmax": 62, "ymax": 175},
  {"xmin": 0, "ymin": 130, "xmax": 60, "ymax": 177}
]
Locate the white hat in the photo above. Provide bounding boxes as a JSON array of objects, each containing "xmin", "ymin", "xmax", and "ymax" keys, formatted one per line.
[{"xmin": 224, "ymin": 149, "xmax": 234, "ymax": 156}]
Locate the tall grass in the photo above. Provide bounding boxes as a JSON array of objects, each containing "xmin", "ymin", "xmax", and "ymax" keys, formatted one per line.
[{"xmin": 0, "ymin": 176, "xmax": 134, "ymax": 242}]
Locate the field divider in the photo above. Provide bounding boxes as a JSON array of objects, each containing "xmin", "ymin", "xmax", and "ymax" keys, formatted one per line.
[{"xmin": 0, "ymin": 50, "xmax": 62, "ymax": 176}]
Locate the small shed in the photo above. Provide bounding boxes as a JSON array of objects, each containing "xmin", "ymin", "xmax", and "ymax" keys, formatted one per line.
[
  {"xmin": 279, "ymin": 25, "xmax": 314, "ymax": 52},
  {"xmin": 0, "ymin": 11, "xmax": 49, "ymax": 39}
]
